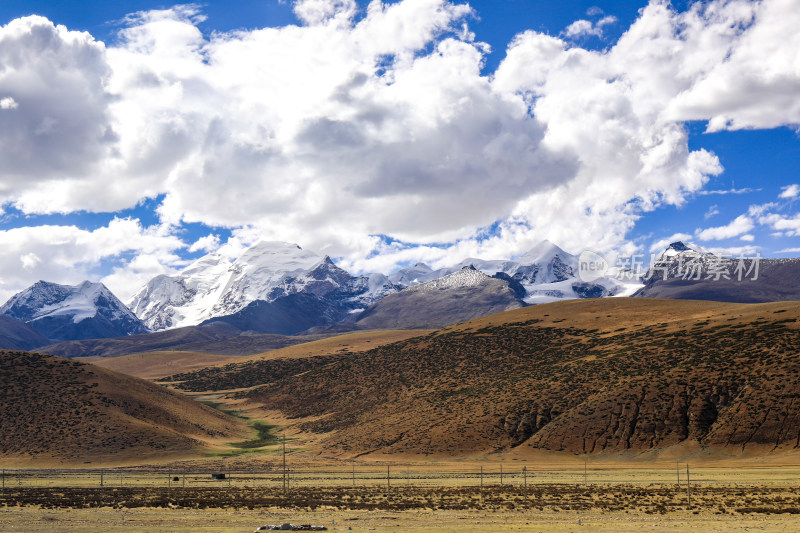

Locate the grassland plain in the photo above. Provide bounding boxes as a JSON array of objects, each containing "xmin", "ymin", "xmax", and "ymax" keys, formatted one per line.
[{"xmin": 5, "ymin": 300, "xmax": 800, "ymax": 531}]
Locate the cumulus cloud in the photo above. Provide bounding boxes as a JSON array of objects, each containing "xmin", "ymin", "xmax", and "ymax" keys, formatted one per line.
[
  {"xmin": 0, "ymin": 0, "xmax": 799, "ymax": 299},
  {"xmin": 665, "ymin": 0, "xmax": 800, "ymax": 131},
  {"xmin": 780, "ymin": 184, "xmax": 800, "ymax": 199},
  {"xmin": 563, "ymin": 15, "xmax": 617, "ymax": 38},
  {"xmin": 0, "ymin": 96, "xmax": 18, "ymax": 109},
  {"xmin": 188, "ymin": 234, "xmax": 221, "ymax": 253},
  {"xmin": 0, "ymin": 218, "xmax": 186, "ymax": 303},
  {"xmin": 695, "ymin": 214, "xmax": 755, "ymax": 241}
]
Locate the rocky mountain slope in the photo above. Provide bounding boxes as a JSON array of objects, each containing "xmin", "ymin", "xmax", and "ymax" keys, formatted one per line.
[
  {"xmin": 353, "ymin": 267, "xmax": 526, "ymax": 330},
  {"xmin": 635, "ymin": 241, "xmax": 800, "ymax": 302},
  {"xmin": 242, "ymin": 298, "xmax": 800, "ymax": 458},
  {"xmin": 0, "ymin": 350, "xmax": 247, "ymax": 464},
  {"xmin": 39, "ymin": 322, "xmax": 326, "ymax": 358},
  {"xmin": 0, "ymin": 281, "xmax": 148, "ymax": 342},
  {"xmin": 389, "ymin": 240, "xmax": 626, "ymax": 303},
  {"xmin": 0, "ymin": 315, "xmax": 50, "ymax": 350}
]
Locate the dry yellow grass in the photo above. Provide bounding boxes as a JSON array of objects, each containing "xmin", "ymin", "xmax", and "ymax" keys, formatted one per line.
[
  {"xmin": 443, "ymin": 297, "xmax": 800, "ymax": 335},
  {"xmin": 235, "ymin": 329, "xmax": 434, "ymax": 362},
  {"xmin": 78, "ymin": 351, "xmax": 237, "ymax": 380}
]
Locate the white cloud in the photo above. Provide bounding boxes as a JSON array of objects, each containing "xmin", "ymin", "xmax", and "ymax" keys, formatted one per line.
[
  {"xmin": 563, "ymin": 20, "xmax": 597, "ymax": 38},
  {"xmin": 0, "ymin": 218, "xmax": 186, "ymax": 303},
  {"xmin": 665, "ymin": 0, "xmax": 800, "ymax": 131},
  {"xmin": 563, "ymin": 15, "xmax": 617, "ymax": 39},
  {"xmin": 0, "ymin": 0, "xmax": 798, "ymax": 294},
  {"xmin": 697, "ymin": 187, "xmax": 760, "ymax": 195},
  {"xmin": 706, "ymin": 244, "xmax": 759, "ymax": 257},
  {"xmin": 696, "ymin": 215, "xmax": 755, "ymax": 241},
  {"xmin": 0, "ymin": 96, "xmax": 18, "ymax": 109},
  {"xmin": 777, "ymin": 247, "xmax": 800, "ymax": 253},
  {"xmin": 740, "ymin": 233, "xmax": 755, "ymax": 241},
  {"xmin": 20, "ymin": 252, "xmax": 41, "ymax": 270},
  {"xmin": 704, "ymin": 204, "xmax": 720, "ymax": 219},
  {"xmin": 780, "ymin": 184, "xmax": 800, "ymax": 199},
  {"xmin": 757, "ymin": 212, "xmax": 800, "ymax": 236},
  {"xmin": 649, "ymin": 233, "xmax": 694, "ymax": 254},
  {"xmin": 188, "ymin": 234, "xmax": 221, "ymax": 253}
]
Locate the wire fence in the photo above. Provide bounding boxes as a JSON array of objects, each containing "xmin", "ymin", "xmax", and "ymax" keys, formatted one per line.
[{"xmin": 2, "ymin": 463, "xmax": 799, "ymax": 490}]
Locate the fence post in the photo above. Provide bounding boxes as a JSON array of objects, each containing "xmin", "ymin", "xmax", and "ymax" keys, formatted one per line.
[{"xmin": 387, "ymin": 465, "xmax": 390, "ymax": 491}]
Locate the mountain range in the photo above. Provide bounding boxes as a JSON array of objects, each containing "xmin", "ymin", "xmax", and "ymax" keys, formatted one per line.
[
  {"xmin": 3, "ymin": 239, "xmax": 800, "ymax": 353},
  {"xmin": 635, "ymin": 241, "xmax": 800, "ymax": 302}
]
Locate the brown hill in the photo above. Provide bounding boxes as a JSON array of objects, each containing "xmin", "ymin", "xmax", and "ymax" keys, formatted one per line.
[
  {"xmin": 77, "ymin": 351, "xmax": 237, "ymax": 380},
  {"xmin": 242, "ymin": 298, "xmax": 800, "ymax": 458},
  {"xmin": 0, "ymin": 350, "xmax": 248, "ymax": 465},
  {"xmin": 161, "ymin": 329, "xmax": 432, "ymax": 392}
]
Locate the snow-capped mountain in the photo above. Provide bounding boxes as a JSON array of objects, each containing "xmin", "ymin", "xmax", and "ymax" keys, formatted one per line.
[
  {"xmin": 389, "ymin": 240, "xmax": 622, "ymax": 304},
  {"xmin": 130, "ymin": 241, "xmax": 400, "ymax": 331},
  {"xmin": 634, "ymin": 240, "xmax": 800, "ymax": 302},
  {"xmin": 0, "ymin": 281, "xmax": 148, "ymax": 342},
  {"xmin": 642, "ymin": 241, "xmax": 716, "ymax": 281}
]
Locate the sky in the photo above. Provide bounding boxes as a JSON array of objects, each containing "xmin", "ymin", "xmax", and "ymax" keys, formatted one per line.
[{"xmin": 0, "ymin": 0, "xmax": 799, "ymax": 304}]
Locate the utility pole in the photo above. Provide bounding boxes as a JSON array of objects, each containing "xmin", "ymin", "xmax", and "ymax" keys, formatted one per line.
[
  {"xmin": 676, "ymin": 461, "xmax": 680, "ymax": 484},
  {"xmin": 387, "ymin": 465, "xmax": 391, "ymax": 491},
  {"xmin": 100, "ymin": 470, "xmax": 104, "ymax": 488},
  {"xmin": 282, "ymin": 433, "xmax": 287, "ymax": 495},
  {"xmin": 686, "ymin": 464, "xmax": 691, "ymax": 507},
  {"xmin": 584, "ymin": 458, "xmax": 588, "ymax": 484},
  {"xmin": 352, "ymin": 461, "xmax": 355, "ymax": 487},
  {"xmin": 523, "ymin": 466, "xmax": 527, "ymax": 501},
  {"xmin": 500, "ymin": 464, "xmax": 503, "ymax": 485},
  {"xmin": 480, "ymin": 466, "xmax": 485, "ymax": 505}
]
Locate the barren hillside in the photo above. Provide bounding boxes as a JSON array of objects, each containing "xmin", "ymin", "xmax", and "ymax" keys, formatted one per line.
[
  {"xmin": 0, "ymin": 350, "xmax": 248, "ymax": 465},
  {"xmin": 242, "ymin": 299, "xmax": 800, "ymax": 458}
]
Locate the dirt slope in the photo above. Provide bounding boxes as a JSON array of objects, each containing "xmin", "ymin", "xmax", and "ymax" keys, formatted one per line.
[
  {"xmin": 0, "ymin": 350, "xmax": 248, "ymax": 465},
  {"xmin": 243, "ymin": 298, "xmax": 800, "ymax": 458}
]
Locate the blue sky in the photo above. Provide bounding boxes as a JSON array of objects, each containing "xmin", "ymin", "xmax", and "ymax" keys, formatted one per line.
[{"xmin": 0, "ymin": 0, "xmax": 798, "ymax": 302}]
